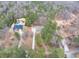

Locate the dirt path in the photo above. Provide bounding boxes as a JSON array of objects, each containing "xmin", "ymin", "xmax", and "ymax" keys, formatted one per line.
[
  {"xmin": 2, "ymin": 27, "xmax": 33, "ymax": 49},
  {"xmin": 22, "ymin": 31, "xmax": 33, "ymax": 49}
]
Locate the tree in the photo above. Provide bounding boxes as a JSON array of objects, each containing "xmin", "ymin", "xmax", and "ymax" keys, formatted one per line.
[
  {"xmin": 0, "ymin": 12, "xmax": 16, "ymax": 28},
  {"xmin": 0, "ymin": 14, "xmax": 7, "ymax": 29},
  {"xmin": 24, "ymin": 11, "xmax": 38, "ymax": 26},
  {"xmin": 41, "ymin": 4, "xmax": 63, "ymax": 44},
  {"xmin": 5, "ymin": 12, "xmax": 16, "ymax": 27},
  {"xmin": 41, "ymin": 19, "xmax": 57, "ymax": 43}
]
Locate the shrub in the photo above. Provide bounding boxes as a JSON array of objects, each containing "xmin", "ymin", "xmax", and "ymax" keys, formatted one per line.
[
  {"xmin": 35, "ymin": 33, "xmax": 43, "ymax": 47},
  {"xmin": 73, "ymin": 35, "xmax": 79, "ymax": 45},
  {"xmin": 48, "ymin": 47, "xmax": 64, "ymax": 58},
  {"xmin": 14, "ymin": 32, "xmax": 20, "ymax": 40},
  {"xmin": 0, "ymin": 47, "xmax": 26, "ymax": 58},
  {"xmin": 27, "ymin": 48, "xmax": 45, "ymax": 58}
]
